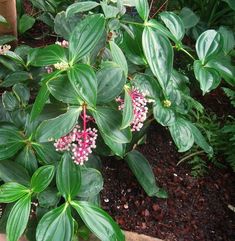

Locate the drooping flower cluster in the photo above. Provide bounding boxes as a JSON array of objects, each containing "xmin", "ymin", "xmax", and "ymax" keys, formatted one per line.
[
  {"xmin": 0, "ymin": 44, "xmax": 11, "ymax": 55},
  {"xmin": 55, "ymin": 40, "xmax": 69, "ymax": 48},
  {"xmin": 54, "ymin": 107, "xmax": 98, "ymax": 165},
  {"xmin": 117, "ymin": 87, "xmax": 149, "ymax": 132}
]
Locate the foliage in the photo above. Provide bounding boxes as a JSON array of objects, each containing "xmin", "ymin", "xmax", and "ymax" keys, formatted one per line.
[{"xmin": 0, "ymin": 0, "xmax": 235, "ymax": 240}]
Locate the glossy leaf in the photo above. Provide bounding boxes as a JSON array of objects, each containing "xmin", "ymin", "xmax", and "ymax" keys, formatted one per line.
[
  {"xmin": 135, "ymin": 0, "xmax": 149, "ymax": 21},
  {"xmin": 6, "ymin": 194, "xmax": 31, "ymax": 241},
  {"xmin": 121, "ymin": 88, "xmax": 134, "ymax": 129},
  {"xmin": 56, "ymin": 153, "xmax": 81, "ymax": 200},
  {"xmin": 179, "ymin": 7, "xmax": 199, "ymax": 29},
  {"xmin": 36, "ymin": 204, "xmax": 73, "ymax": 241},
  {"xmin": 160, "ymin": 11, "xmax": 185, "ymax": 41},
  {"xmin": 169, "ymin": 118, "xmax": 194, "ymax": 152},
  {"xmin": 195, "ymin": 30, "xmax": 222, "ymax": 63},
  {"xmin": 1, "ymin": 71, "xmax": 31, "ymax": 88},
  {"xmin": 29, "ymin": 45, "xmax": 67, "ymax": 67},
  {"xmin": 153, "ymin": 99, "xmax": 176, "ymax": 126},
  {"xmin": 0, "ymin": 182, "xmax": 28, "ymax": 203},
  {"xmin": 194, "ymin": 60, "xmax": 221, "ymax": 95},
  {"xmin": 2, "ymin": 91, "xmax": 19, "ymax": 111},
  {"xmin": 69, "ymin": 14, "xmax": 105, "ymax": 63},
  {"xmin": 68, "ymin": 64, "xmax": 97, "ymax": 106},
  {"xmin": 218, "ymin": 26, "xmax": 235, "ymax": 54},
  {"xmin": 125, "ymin": 150, "xmax": 166, "ymax": 197},
  {"xmin": 110, "ymin": 41, "xmax": 128, "ymax": 77},
  {"xmin": 142, "ymin": 26, "xmax": 173, "ymax": 90},
  {"xmin": 35, "ymin": 106, "xmax": 81, "ymax": 142},
  {"xmin": 31, "ymin": 165, "xmax": 55, "ymax": 193},
  {"xmin": 101, "ymin": 2, "xmax": 119, "ymax": 19},
  {"xmin": 71, "ymin": 201, "xmax": 125, "ymax": 241},
  {"xmin": 38, "ymin": 187, "xmax": 60, "ymax": 208},
  {"xmin": 92, "ymin": 106, "xmax": 132, "ymax": 143},
  {"xmin": 66, "ymin": 1, "xmax": 100, "ymax": 17},
  {"xmin": 0, "ymin": 160, "xmax": 30, "ymax": 186},
  {"xmin": 97, "ymin": 62, "xmax": 126, "ymax": 104},
  {"xmin": 0, "ymin": 127, "xmax": 25, "ymax": 160},
  {"xmin": 12, "ymin": 83, "xmax": 30, "ymax": 106},
  {"xmin": 78, "ymin": 167, "xmax": 103, "ymax": 198}
]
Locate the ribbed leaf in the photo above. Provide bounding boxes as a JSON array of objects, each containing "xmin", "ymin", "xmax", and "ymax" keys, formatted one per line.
[
  {"xmin": 135, "ymin": 0, "xmax": 149, "ymax": 21},
  {"xmin": 121, "ymin": 88, "xmax": 134, "ymax": 129}
]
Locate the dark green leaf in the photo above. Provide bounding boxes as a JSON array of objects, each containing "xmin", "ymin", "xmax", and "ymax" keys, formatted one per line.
[
  {"xmin": 36, "ymin": 204, "xmax": 73, "ymax": 241},
  {"xmin": 1, "ymin": 71, "xmax": 32, "ymax": 88},
  {"xmin": 71, "ymin": 201, "xmax": 125, "ymax": 241},
  {"xmin": 195, "ymin": 30, "xmax": 222, "ymax": 64},
  {"xmin": 78, "ymin": 167, "xmax": 103, "ymax": 198},
  {"xmin": 0, "ymin": 182, "xmax": 29, "ymax": 203},
  {"xmin": 97, "ymin": 62, "xmax": 126, "ymax": 104},
  {"xmin": 142, "ymin": 26, "xmax": 173, "ymax": 90},
  {"xmin": 0, "ymin": 160, "xmax": 30, "ymax": 186},
  {"xmin": 6, "ymin": 194, "xmax": 31, "ymax": 241},
  {"xmin": 31, "ymin": 165, "xmax": 55, "ymax": 193},
  {"xmin": 179, "ymin": 7, "xmax": 199, "ymax": 29},
  {"xmin": 13, "ymin": 83, "xmax": 30, "ymax": 105},
  {"xmin": 135, "ymin": 0, "xmax": 149, "ymax": 21},
  {"xmin": 0, "ymin": 35, "xmax": 16, "ymax": 45},
  {"xmin": 194, "ymin": 60, "xmax": 221, "ymax": 95},
  {"xmin": 92, "ymin": 106, "xmax": 132, "ymax": 143},
  {"xmin": 110, "ymin": 41, "xmax": 128, "ymax": 77},
  {"xmin": 56, "ymin": 153, "xmax": 81, "ymax": 200},
  {"xmin": 125, "ymin": 150, "xmax": 165, "ymax": 197},
  {"xmin": 35, "ymin": 106, "xmax": 81, "ymax": 142},
  {"xmin": 68, "ymin": 64, "xmax": 97, "ymax": 107},
  {"xmin": 66, "ymin": 1, "xmax": 100, "ymax": 17},
  {"xmin": 160, "ymin": 11, "xmax": 185, "ymax": 41},
  {"xmin": 69, "ymin": 14, "xmax": 105, "ymax": 63},
  {"xmin": 121, "ymin": 88, "xmax": 134, "ymax": 129},
  {"xmin": 38, "ymin": 187, "xmax": 60, "ymax": 208},
  {"xmin": 2, "ymin": 91, "xmax": 19, "ymax": 111},
  {"xmin": 19, "ymin": 14, "xmax": 36, "ymax": 34},
  {"xmin": 169, "ymin": 118, "xmax": 194, "ymax": 152}
]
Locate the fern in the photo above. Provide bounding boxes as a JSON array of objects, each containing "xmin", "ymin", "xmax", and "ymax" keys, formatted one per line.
[{"xmin": 223, "ymin": 87, "xmax": 235, "ymax": 107}]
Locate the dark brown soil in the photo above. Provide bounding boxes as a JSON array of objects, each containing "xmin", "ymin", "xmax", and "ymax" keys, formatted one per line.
[{"xmin": 101, "ymin": 124, "xmax": 235, "ymax": 241}]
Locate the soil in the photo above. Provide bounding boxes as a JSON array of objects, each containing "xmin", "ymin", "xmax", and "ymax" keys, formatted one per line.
[{"xmin": 101, "ymin": 123, "xmax": 235, "ymax": 241}]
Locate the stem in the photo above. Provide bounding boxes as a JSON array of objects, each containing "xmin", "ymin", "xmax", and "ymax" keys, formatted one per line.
[
  {"xmin": 177, "ymin": 150, "xmax": 205, "ymax": 166},
  {"xmin": 151, "ymin": 0, "xmax": 169, "ymax": 18},
  {"xmin": 120, "ymin": 20, "xmax": 144, "ymax": 27},
  {"xmin": 180, "ymin": 48, "xmax": 195, "ymax": 61},
  {"xmin": 83, "ymin": 105, "xmax": 87, "ymax": 133}
]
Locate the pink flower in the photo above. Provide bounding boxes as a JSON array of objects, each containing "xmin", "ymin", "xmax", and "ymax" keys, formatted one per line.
[
  {"xmin": 117, "ymin": 87, "xmax": 149, "ymax": 132},
  {"xmin": 55, "ymin": 40, "xmax": 69, "ymax": 48},
  {"xmin": 54, "ymin": 106, "xmax": 98, "ymax": 165}
]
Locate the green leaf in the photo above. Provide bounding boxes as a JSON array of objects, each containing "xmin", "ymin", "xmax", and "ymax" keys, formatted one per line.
[
  {"xmin": 6, "ymin": 194, "xmax": 31, "ymax": 241},
  {"xmin": 1, "ymin": 71, "xmax": 32, "ymax": 88},
  {"xmin": 12, "ymin": 83, "xmax": 30, "ymax": 106},
  {"xmin": 0, "ymin": 160, "xmax": 30, "ymax": 186},
  {"xmin": 35, "ymin": 106, "xmax": 81, "ymax": 142},
  {"xmin": 19, "ymin": 14, "xmax": 35, "ymax": 34},
  {"xmin": 3, "ymin": 51, "xmax": 25, "ymax": 66},
  {"xmin": 30, "ymin": 71, "xmax": 62, "ymax": 121},
  {"xmin": 92, "ymin": 106, "xmax": 132, "ymax": 143},
  {"xmin": 153, "ymin": 99, "xmax": 176, "ymax": 126},
  {"xmin": 159, "ymin": 11, "xmax": 185, "ymax": 41},
  {"xmin": 97, "ymin": 62, "xmax": 126, "ymax": 104},
  {"xmin": 0, "ymin": 35, "xmax": 16, "ymax": 45},
  {"xmin": 47, "ymin": 74, "xmax": 81, "ymax": 104},
  {"xmin": 110, "ymin": 41, "xmax": 128, "ymax": 77},
  {"xmin": 101, "ymin": 2, "xmax": 119, "ymax": 19},
  {"xmin": 2, "ymin": 91, "xmax": 19, "ymax": 111},
  {"xmin": 15, "ymin": 146, "xmax": 38, "ymax": 175},
  {"xmin": 218, "ymin": 26, "xmax": 235, "ymax": 54},
  {"xmin": 135, "ymin": 0, "xmax": 149, "ymax": 21},
  {"xmin": 0, "ymin": 182, "xmax": 29, "ymax": 203},
  {"xmin": 78, "ymin": 167, "xmax": 103, "ymax": 198},
  {"xmin": 169, "ymin": 118, "xmax": 194, "ymax": 152},
  {"xmin": 0, "ymin": 126, "xmax": 25, "ymax": 160},
  {"xmin": 142, "ymin": 26, "xmax": 173, "ymax": 90},
  {"xmin": 56, "ymin": 153, "xmax": 81, "ymax": 200},
  {"xmin": 36, "ymin": 204, "xmax": 73, "ymax": 241},
  {"xmin": 0, "ymin": 15, "xmax": 8, "ymax": 24},
  {"xmin": 71, "ymin": 201, "xmax": 125, "ymax": 241},
  {"xmin": 179, "ymin": 7, "xmax": 199, "ymax": 29},
  {"xmin": 194, "ymin": 60, "xmax": 221, "ymax": 95},
  {"xmin": 66, "ymin": 1, "xmax": 100, "ymax": 17},
  {"xmin": 69, "ymin": 14, "xmax": 105, "ymax": 63},
  {"xmin": 68, "ymin": 64, "xmax": 97, "ymax": 107},
  {"xmin": 29, "ymin": 45, "xmax": 67, "ymax": 67},
  {"xmin": 125, "ymin": 150, "xmax": 165, "ymax": 197},
  {"xmin": 31, "ymin": 165, "xmax": 55, "ymax": 193},
  {"xmin": 187, "ymin": 122, "xmax": 213, "ymax": 155},
  {"xmin": 38, "ymin": 187, "xmax": 60, "ymax": 208},
  {"xmin": 195, "ymin": 30, "xmax": 222, "ymax": 64},
  {"xmin": 223, "ymin": 0, "xmax": 235, "ymax": 10},
  {"xmin": 121, "ymin": 88, "xmax": 134, "ymax": 129}
]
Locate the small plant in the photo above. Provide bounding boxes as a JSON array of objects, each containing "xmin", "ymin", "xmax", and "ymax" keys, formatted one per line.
[{"xmin": 0, "ymin": 0, "xmax": 235, "ymax": 240}]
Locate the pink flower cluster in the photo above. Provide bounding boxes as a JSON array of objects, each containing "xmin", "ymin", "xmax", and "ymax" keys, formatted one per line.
[
  {"xmin": 54, "ymin": 125, "xmax": 98, "ymax": 165},
  {"xmin": 55, "ymin": 40, "xmax": 69, "ymax": 48},
  {"xmin": 117, "ymin": 87, "xmax": 149, "ymax": 131}
]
